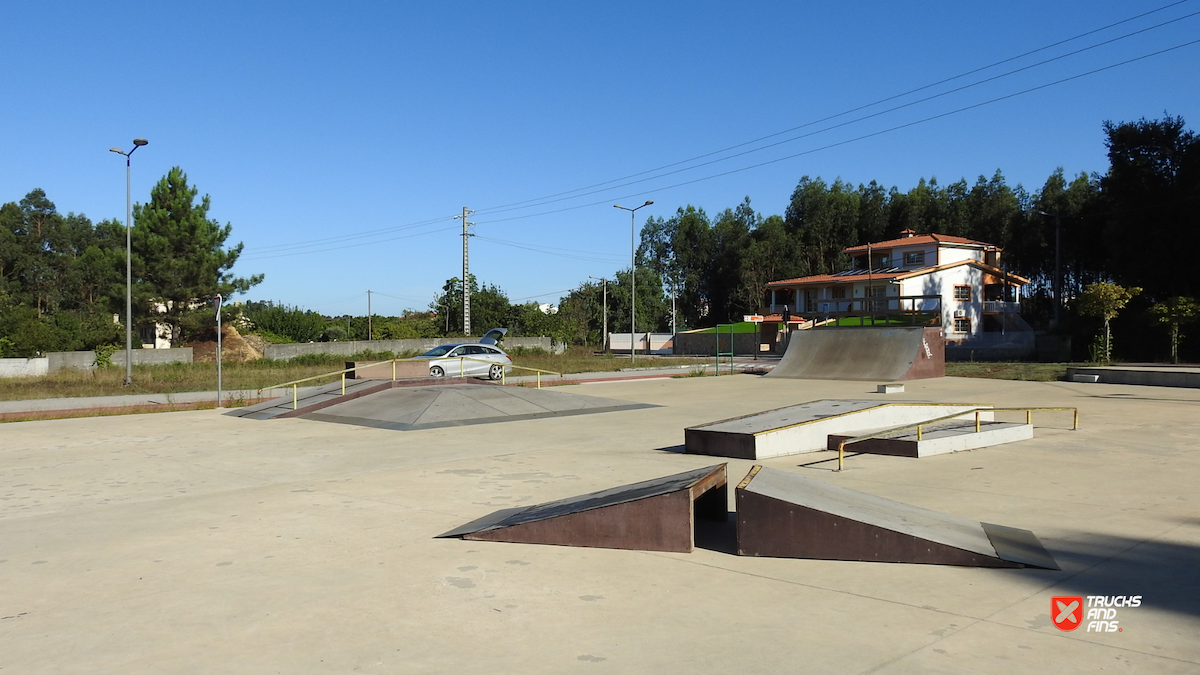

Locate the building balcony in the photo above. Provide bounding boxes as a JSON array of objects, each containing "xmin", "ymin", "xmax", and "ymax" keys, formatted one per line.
[{"xmin": 982, "ymin": 301, "xmax": 1020, "ymax": 314}]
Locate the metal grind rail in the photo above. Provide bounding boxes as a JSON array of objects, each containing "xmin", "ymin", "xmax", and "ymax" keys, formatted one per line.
[
  {"xmin": 834, "ymin": 406, "xmax": 1079, "ymax": 471},
  {"xmin": 259, "ymin": 357, "xmax": 564, "ymax": 410}
]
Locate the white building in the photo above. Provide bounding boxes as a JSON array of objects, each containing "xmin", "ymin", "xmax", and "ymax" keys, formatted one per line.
[{"xmin": 764, "ymin": 230, "xmax": 1030, "ymax": 343}]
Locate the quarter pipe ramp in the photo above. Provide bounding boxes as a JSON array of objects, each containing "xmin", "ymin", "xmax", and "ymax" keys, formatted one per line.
[{"xmin": 765, "ymin": 326, "xmax": 944, "ymax": 381}]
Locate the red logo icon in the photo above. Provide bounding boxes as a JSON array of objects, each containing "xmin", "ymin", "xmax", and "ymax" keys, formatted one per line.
[{"xmin": 1052, "ymin": 596, "xmax": 1084, "ymax": 631}]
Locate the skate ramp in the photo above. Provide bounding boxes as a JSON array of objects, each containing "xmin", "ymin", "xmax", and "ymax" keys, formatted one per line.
[
  {"xmin": 438, "ymin": 464, "xmax": 728, "ymax": 553},
  {"xmin": 302, "ymin": 384, "xmax": 657, "ymax": 431},
  {"xmin": 735, "ymin": 466, "xmax": 1057, "ymax": 568},
  {"xmin": 765, "ymin": 326, "xmax": 943, "ymax": 381}
]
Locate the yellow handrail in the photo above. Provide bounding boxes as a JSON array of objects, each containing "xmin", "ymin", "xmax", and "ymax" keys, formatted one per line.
[
  {"xmin": 258, "ymin": 356, "xmax": 565, "ymax": 409},
  {"xmin": 835, "ymin": 406, "xmax": 1078, "ymax": 471}
]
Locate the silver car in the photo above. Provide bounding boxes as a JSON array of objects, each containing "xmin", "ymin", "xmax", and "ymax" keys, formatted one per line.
[{"xmin": 416, "ymin": 342, "xmax": 513, "ymax": 380}]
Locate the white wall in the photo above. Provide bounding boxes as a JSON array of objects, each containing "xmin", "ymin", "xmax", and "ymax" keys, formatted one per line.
[
  {"xmin": 0, "ymin": 358, "xmax": 49, "ymax": 378},
  {"xmin": 902, "ymin": 264, "xmax": 982, "ymax": 338},
  {"xmin": 935, "ymin": 245, "xmax": 984, "ymax": 266}
]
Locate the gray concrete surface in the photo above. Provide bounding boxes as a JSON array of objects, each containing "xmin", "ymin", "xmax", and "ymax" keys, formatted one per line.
[
  {"xmin": 1, "ymin": 374, "xmax": 1198, "ymax": 674},
  {"xmin": 1067, "ymin": 365, "xmax": 1200, "ymax": 389}
]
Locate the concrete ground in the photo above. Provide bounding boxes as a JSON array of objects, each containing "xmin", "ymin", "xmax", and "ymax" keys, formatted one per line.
[{"xmin": 1, "ymin": 374, "xmax": 1197, "ymax": 674}]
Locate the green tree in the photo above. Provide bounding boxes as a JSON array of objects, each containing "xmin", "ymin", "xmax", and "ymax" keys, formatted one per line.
[
  {"xmin": 1076, "ymin": 282, "xmax": 1141, "ymax": 363},
  {"xmin": 1101, "ymin": 115, "xmax": 1199, "ymax": 298},
  {"xmin": 132, "ymin": 167, "xmax": 262, "ymax": 346},
  {"xmin": 1149, "ymin": 296, "xmax": 1199, "ymax": 364}
]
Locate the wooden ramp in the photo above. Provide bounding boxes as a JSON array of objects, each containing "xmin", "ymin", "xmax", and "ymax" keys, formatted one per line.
[
  {"xmin": 438, "ymin": 464, "xmax": 728, "ymax": 553},
  {"xmin": 735, "ymin": 466, "xmax": 1057, "ymax": 569}
]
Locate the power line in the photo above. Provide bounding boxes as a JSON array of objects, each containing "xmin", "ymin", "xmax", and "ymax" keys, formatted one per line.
[
  {"xmin": 473, "ymin": 10, "xmax": 1200, "ymax": 218},
  {"xmin": 474, "ymin": 235, "xmax": 625, "ymax": 263},
  {"xmin": 471, "ymin": 0, "xmax": 1196, "ymax": 217},
  {"xmin": 241, "ymin": 223, "xmax": 460, "ymax": 260},
  {"xmin": 475, "ymin": 38, "xmax": 1200, "ymax": 226}
]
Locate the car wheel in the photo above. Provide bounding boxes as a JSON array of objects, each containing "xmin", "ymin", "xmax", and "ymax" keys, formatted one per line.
[
  {"xmin": 430, "ymin": 366, "xmax": 444, "ymax": 378},
  {"xmin": 488, "ymin": 364, "xmax": 504, "ymax": 381}
]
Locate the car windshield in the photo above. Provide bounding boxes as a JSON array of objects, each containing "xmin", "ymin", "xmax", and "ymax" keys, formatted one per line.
[{"xmin": 422, "ymin": 345, "xmax": 457, "ymax": 357}]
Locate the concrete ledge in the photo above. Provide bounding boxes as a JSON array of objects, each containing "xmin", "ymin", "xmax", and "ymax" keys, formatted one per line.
[{"xmin": 1066, "ymin": 366, "xmax": 1200, "ymax": 389}]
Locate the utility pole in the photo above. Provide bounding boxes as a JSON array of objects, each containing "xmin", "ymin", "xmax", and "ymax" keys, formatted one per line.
[
  {"xmin": 589, "ymin": 276, "xmax": 608, "ymax": 351},
  {"xmin": 367, "ymin": 290, "xmax": 372, "ymax": 340},
  {"xmin": 454, "ymin": 207, "xmax": 475, "ymax": 336}
]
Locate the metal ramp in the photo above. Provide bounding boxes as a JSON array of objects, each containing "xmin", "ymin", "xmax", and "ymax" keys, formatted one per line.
[
  {"xmin": 735, "ymin": 466, "xmax": 1058, "ymax": 569},
  {"xmin": 827, "ymin": 420, "xmax": 1033, "ymax": 458},
  {"xmin": 225, "ymin": 379, "xmax": 399, "ymax": 420},
  {"xmin": 685, "ymin": 400, "xmax": 991, "ymax": 460},
  {"xmin": 438, "ymin": 464, "xmax": 728, "ymax": 553}
]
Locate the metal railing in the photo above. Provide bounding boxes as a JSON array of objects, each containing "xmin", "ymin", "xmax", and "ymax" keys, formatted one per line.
[
  {"xmin": 258, "ymin": 356, "xmax": 564, "ymax": 410},
  {"xmin": 833, "ymin": 406, "xmax": 1078, "ymax": 471}
]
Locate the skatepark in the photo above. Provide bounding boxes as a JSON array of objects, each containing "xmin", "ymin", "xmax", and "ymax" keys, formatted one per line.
[{"xmin": 2, "ymin": 346, "xmax": 1199, "ymax": 674}]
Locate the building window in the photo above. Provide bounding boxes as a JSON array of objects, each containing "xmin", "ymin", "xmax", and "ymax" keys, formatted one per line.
[
  {"xmin": 953, "ymin": 317, "xmax": 971, "ymax": 333},
  {"xmin": 831, "ymin": 287, "xmax": 846, "ymax": 299},
  {"xmin": 904, "ymin": 251, "xmax": 925, "ymax": 266},
  {"xmin": 953, "ymin": 285, "xmax": 971, "ymax": 301}
]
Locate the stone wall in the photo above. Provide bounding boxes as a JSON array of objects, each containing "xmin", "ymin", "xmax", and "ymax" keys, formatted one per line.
[
  {"xmin": 263, "ymin": 336, "xmax": 559, "ymax": 361},
  {"xmin": 46, "ymin": 348, "xmax": 193, "ymax": 372},
  {"xmin": 0, "ymin": 357, "xmax": 49, "ymax": 378}
]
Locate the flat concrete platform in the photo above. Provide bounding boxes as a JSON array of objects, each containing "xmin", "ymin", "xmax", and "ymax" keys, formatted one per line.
[
  {"xmin": 300, "ymin": 383, "xmax": 657, "ymax": 430},
  {"xmin": 2, "ymin": 375, "xmax": 1198, "ymax": 673},
  {"xmin": 685, "ymin": 399, "xmax": 989, "ymax": 459},
  {"xmin": 1066, "ymin": 364, "xmax": 1200, "ymax": 389},
  {"xmin": 828, "ymin": 421, "xmax": 1034, "ymax": 458}
]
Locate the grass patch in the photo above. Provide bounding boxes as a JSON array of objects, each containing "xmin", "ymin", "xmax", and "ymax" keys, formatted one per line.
[
  {"xmin": 945, "ymin": 362, "xmax": 1070, "ymax": 381},
  {"xmin": 0, "ymin": 347, "xmax": 710, "ymax": 401}
]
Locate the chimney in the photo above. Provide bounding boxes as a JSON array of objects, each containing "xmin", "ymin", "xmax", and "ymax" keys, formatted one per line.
[{"xmin": 900, "ymin": 228, "xmax": 916, "ymax": 238}]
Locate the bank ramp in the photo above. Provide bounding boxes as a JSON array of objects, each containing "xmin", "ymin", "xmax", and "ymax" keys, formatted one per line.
[
  {"xmin": 736, "ymin": 466, "xmax": 1058, "ymax": 569},
  {"xmin": 765, "ymin": 326, "xmax": 944, "ymax": 381}
]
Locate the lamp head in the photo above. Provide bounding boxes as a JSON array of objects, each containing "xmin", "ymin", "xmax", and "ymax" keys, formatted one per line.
[
  {"xmin": 613, "ymin": 204, "xmax": 623, "ymax": 209},
  {"xmin": 133, "ymin": 138, "xmax": 148, "ymax": 146},
  {"xmin": 644, "ymin": 200, "xmax": 653, "ymax": 206},
  {"xmin": 109, "ymin": 148, "xmax": 125, "ymax": 155}
]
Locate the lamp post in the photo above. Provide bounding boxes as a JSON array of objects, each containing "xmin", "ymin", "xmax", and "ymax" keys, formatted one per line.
[
  {"xmin": 614, "ymin": 201, "xmax": 653, "ymax": 364},
  {"xmin": 589, "ymin": 276, "xmax": 608, "ymax": 351},
  {"xmin": 109, "ymin": 138, "xmax": 148, "ymax": 386},
  {"xmin": 1035, "ymin": 210, "xmax": 1062, "ymax": 328}
]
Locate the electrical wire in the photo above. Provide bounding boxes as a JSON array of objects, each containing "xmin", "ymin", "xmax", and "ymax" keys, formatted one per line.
[
  {"xmin": 471, "ymin": 0, "xmax": 1195, "ymax": 216},
  {"xmin": 475, "ymin": 38, "xmax": 1200, "ymax": 225},
  {"xmin": 472, "ymin": 10, "xmax": 1200, "ymax": 218}
]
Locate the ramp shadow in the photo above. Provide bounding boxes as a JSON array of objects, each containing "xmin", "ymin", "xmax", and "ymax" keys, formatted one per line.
[
  {"xmin": 655, "ymin": 444, "xmax": 688, "ymax": 454},
  {"xmin": 694, "ymin": 512, "xmax": 738, "ymax": 555}
]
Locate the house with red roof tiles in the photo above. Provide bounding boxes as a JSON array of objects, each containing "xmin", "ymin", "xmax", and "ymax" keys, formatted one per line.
[{"xmin": 764, "ymin": 230, "xmax": 1030, "ymax": 344}]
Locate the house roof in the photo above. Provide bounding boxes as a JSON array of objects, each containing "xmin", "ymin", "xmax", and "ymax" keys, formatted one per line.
[
  {"xmin": 765, "ymin": 259, "xmax": 1030, "ymax": 289},
  {"xmin": 843, "ymin": 233, "xmax": 998, "ymax": 254}
]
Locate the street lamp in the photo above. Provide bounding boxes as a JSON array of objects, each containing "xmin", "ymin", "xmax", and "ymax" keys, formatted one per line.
[
  {"xmin": 589, "ymin": 276, "xmax": 608, "ymax": 352},
  {"xmin": 614, "ymin": 201, "xmax": 653, "ymax": 363},
  {"xmin": 110, "ymin": 138, "xmax": 148, "ymax": 386},
  {"xmin": 1034, "ymin": 210, "xmax": 1062, "ymax": 328}
]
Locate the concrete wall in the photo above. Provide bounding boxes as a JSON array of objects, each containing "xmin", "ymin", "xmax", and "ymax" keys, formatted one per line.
[
  {"xmin": 263, "ymin": 336, "xmax": 558, "ymax": 361},
  {"xmin": 608, "ymin": 333, "xmax": 674, "ymax": 355},
  {"xmin": 672, "ymin": 331, "xmax": 760, "ymax": 356},
  {"xmin": 0, "ymin": 357, "xmax": 49, "ymax": 378},
  {"xmin": 46, "ymin": 348, "xmax": 193, "ymax": 372}
]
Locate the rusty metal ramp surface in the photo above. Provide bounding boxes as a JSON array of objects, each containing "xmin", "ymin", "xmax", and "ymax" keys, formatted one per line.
[
  {"xmin": 765, "ymin": 326, "xmax": 944, "ymax": 381},
  {"xmin": 735, "ymin": 466, "xmax": 1057, "ymax": 569},
  {"xmin": 439, "ymin": 464, "xmax": 727, "ymax": 553},
  {"xmin": 299, "ymin": 384, "xmax": 657, "ymax": 431}
]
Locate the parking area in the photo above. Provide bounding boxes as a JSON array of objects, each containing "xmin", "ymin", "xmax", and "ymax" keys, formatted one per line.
[{"xmin": 1, "ymin": 374, "xmax": 1197, "ymax": 674}]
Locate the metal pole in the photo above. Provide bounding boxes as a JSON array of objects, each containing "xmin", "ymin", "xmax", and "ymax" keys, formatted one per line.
[
  {"xmin": 109, "ymin": 139, "xmax": 147, "ymax": 385},
  {"xmin": 602, "ymin": 279, "xmax": 607, "ymax": 351},
  {"xmin": 1054, "ymin": 213, "xmax": 1062, "ymax": 328},
  {"xmin": 614, "ymin": 201, "xmax": 652, "ymax": 364},
  {"xmin": 124, "ymin": 154, "xmax": 133, "ymax": 385},
  {"xmin": 216, "ymin": 294, "xmax": 222, "ymax": 407},
  {"xmin": 454, "ymin": 207, "xmax": 475, "ymax": 336},
  {"xmin": 367, "ymin": 290, "xmax": 372, "ymax": 341}
]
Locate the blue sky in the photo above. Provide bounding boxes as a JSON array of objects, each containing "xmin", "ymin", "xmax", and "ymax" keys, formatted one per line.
[{"xmin": 3, "ymin": 1, "xmax": 1197, "ymax": 319}]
